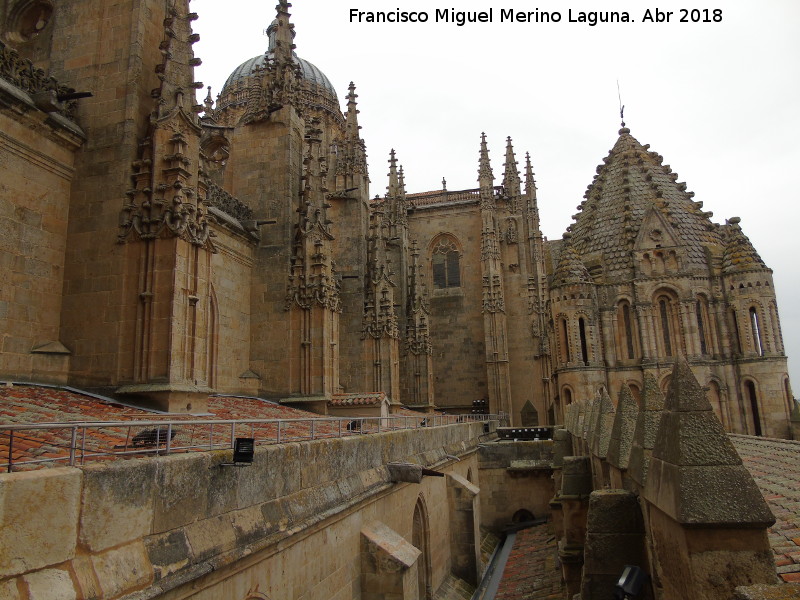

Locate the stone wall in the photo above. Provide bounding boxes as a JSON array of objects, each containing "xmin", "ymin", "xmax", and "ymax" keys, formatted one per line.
[
  {"xmin": 0, "ymin": 421, "xmax": 494, "ymax": 599},
  {"xmin": 477, "ymin": 440, "xmax": 555, "ymax": 530},
  {"xmin": 0, "ymin": 75, "xmax": 83, "ymax": 384}
]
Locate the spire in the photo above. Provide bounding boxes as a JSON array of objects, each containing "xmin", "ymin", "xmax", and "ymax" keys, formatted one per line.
[
  {"xmin": 524, "ymin": 152, "xmax": 537, "ymax": 199},
  {"xmin": 345, "ymin": 82, "xmax": 361, "ymax": 141},
  {"xmin": 502, "ymin": 136, "xmax": 521, "ymax": 198},
  {"xmin": 270, "ymin": 0, "xmax": 296, "ymax": 64},
  {"xmin": 398, "ymin": 166, "xmax": 407, "ymax": 196},
  {"xmin": 722, "ymin": 216, "xmax": 769, "ymax": 274},
  {"xmin": 551, "ymin": 233, "xmax": 592, "ymax": 287},
  {"xmin": 478, "ymin": 132, "xmax": 494, "ymax": 190},
  {"xmin": 387, "ymin": 149, "xmax": 400, "ymax": 198},
  {"xmin": 151, "ymin": 0, "xmax": 204, "ymax": 119}
]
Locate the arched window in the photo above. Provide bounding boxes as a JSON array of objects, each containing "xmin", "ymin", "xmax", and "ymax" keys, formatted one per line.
[
  {"xmin": 563, "ymin": 387, "xmax": 573, "ymax": 406},
  {"xmin": 658, "ymin": 296, "xmax": 672, "ymax": 356},
  {"xmin": 696, "ymin": 297, "xmax": 710, "ymax": 355},
  {"xmin": 745, "ymin": 380, "xmax": 762, "ymax": 436},
  {"xmin": 730, "ymin": 309, "xmax": 743, "ymax": 355},
  {"xmin": 431, "ymin": 236, "xmax": 460, "ymax": 289},
  {"xmin": 578, "ymin": 317, "xmax": 589, "ymax": 365},
  {"xmin": 653, "ymin": 291, "xmax": 683, "ymax": 357},
  {"xmin": 617, "ymin": 300, "xmax": 637, "ymax": 360},
  {"xmin": 749, "ymin": 306, "xmax": 765, "ymax": 356},
  {"xmin": 559, "ymin": 317, "xmax": 571, "ymax": 364}
]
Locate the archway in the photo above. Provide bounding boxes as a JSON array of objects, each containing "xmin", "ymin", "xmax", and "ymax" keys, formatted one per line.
[{"xmin": 412, "ymin": 496, "xmax": 433, "ymax": 600}]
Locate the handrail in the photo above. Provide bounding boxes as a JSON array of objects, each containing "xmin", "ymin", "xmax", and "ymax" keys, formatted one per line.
[{"xmin": 0, "ymin": 413, "xmax": 502, "ymax": 472}]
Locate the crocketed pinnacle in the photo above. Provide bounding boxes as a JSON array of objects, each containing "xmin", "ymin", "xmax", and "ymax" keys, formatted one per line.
[
  {"xmin": 551, "ymin": 233, "xmax": 592, "ymax": 287},
  {"xmin": 502, "ymin": 136, "xmax": 521, "ymax": 197},
  {"xmin": 387, "ymin": 149, "xmax": 400, "ymax": 198},
  {"xmin": 568, "ymin": 125, "xmax": 722, "ymax": 282},
  {"xmin": 478, "ymin": 132, "xmax": 494, "ymax": 189},
  {"xmin": 721, "ymin": 216, "xmax": 769, "ymax": 274},
  {"xmin": 152, "ymin": 0, "xmax": 203, "ymax": 119},
  {"xmin": 271, "ymin": 0, "xmax": 296, "ymax": 64},
  {"xmin": 524, "ymin": 152, "xmax": 537, "ymax": 199},
  {"xmin": 345, "ymin": 81, "xmax": 361, "ymax": 141}
]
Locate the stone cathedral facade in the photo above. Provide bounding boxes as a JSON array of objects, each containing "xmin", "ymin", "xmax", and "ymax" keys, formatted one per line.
[{"xmin": 0, "ymin": 0, "xmax": 793, "ymax": 437}]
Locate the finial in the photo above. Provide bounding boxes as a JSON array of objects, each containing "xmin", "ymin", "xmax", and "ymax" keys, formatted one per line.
[
  {"xmin": 617, "ymin": 79, "xmax": 626, "ymax": 128},
  {"xmin": 442, "ymin": 177, "xmax": 447, "ymax": 192},
  {"xmin": 478, "ymin": 132, "xmax": 493, "ymax": 187},
  {"xmin": 204, "ymin": 85, "xmax": 214, "ymax": 112}
]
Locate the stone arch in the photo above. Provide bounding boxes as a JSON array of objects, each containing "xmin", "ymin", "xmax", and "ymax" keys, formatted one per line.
[
  {"xmin": 412, "ymin": 495, "xmax": 433, "ymax": 600},
  {"xmin": 512, "ymin": 509, "xmax": 535, "ymax": 524},
  {"xmin": 429, "ymin": 233, "xmax": 462, "ymax": 289}
]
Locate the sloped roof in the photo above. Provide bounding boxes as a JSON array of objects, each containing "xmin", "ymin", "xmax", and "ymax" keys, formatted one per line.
[
  {"xmin": 568, "ymin": 126, "xmax": 723, "ymax": 281},
  {"xmin": 721, "ymin": 217, "xmax": 769, "ymax": 273},
  {"xmin": 550, "ymin": 235, "xmax": 592, "ymax": 287}
]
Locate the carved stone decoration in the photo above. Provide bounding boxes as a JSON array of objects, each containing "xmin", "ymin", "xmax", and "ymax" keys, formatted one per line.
[
  {"xmin": 482, "ymin": 274, "xmax": 506, "ymax": 314},
  {"xmin": 362, "ymin": 213, "xmax": 399, "ymax": 340},
  {"xmin": 205, "ymin": 181, "xmax": 253, "ymax": 222},
  {"xmin": 285, "ymin": 118, "xmax": 342, "ymax": 313},
  {"xmin": 0, "ymin": 38, "xmax": 77, "ymax": 119},
  {"xmin": 405, "ymin": 240, "xmax": 432, "ymax": 356}
]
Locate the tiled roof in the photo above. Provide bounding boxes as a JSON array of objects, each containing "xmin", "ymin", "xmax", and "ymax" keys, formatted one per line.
[
  {"xmin": 733, "ymin": 435, "xmax": 800, "ymax": 582},
  {"xmin": 550, "ymin": 235, "xmax": 592, "ymax": 288},
  {"xmin": 722, "ymin": 217, "xmax": 769, "ymax": 274},
  {"xmin": 329, "ymin": 392, "xmax": 387, "ymax": 407},
  {"xmin": 495, "ymin": 523, "xmax": 563, "ymax": 599},
  {"xmin": 568, "ymin": 126, "xmax": 723, "ymax": 282},
  {"xmin": 0, "ymin": 385, "xmax": 335, "ymax": 470}
]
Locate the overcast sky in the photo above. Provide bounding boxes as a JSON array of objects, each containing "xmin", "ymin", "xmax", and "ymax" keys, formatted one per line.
[{"xmin": 192, "ymin": 0, "xmax": 800, "ymax": 391}]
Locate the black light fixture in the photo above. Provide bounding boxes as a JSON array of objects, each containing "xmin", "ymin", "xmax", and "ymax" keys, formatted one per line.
[
  {"xmin": 220, "ymin": 437, "xmax": 255, "ymax": 467},
  {"xmin": 614, "ymin": 565, "xmax": 647, "ymax": 600}
]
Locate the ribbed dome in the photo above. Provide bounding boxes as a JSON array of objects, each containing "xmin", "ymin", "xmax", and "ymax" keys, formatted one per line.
[
  {"xmin": 220, "ymin": 18, "xmax": 336, "ymax": 98},
  {"xmin": 222, "ymin": 52, "xmax": 336, "ymax": 97}
]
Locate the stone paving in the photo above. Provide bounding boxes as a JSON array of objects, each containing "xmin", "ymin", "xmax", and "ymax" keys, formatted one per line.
[{"xmin": 732, "ymin": 434, "xmax": 800, "ymax": 583}]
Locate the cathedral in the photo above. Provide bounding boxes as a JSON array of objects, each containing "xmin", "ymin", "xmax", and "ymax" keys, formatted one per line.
[{"xmin": 0, "ymin": 0, "xmax": 793, "ymax": 438}]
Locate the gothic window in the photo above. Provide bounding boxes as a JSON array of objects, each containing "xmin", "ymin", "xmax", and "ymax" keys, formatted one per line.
[
  {"xmin": 749, "ymin": 306, "xmax": 765, "ymax": 356},
  {"xmin": 431, "ymin": 236, "xmax": 460, "ymax": 289},
  {"xmin": 578, "ymin": 317, "xmax": 589, "ymax": 365}
]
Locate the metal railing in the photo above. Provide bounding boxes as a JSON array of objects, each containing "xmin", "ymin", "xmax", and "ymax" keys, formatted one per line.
[{"xmin": 1, "ymin": 413, "xmax": 501, "ymax": 472}]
